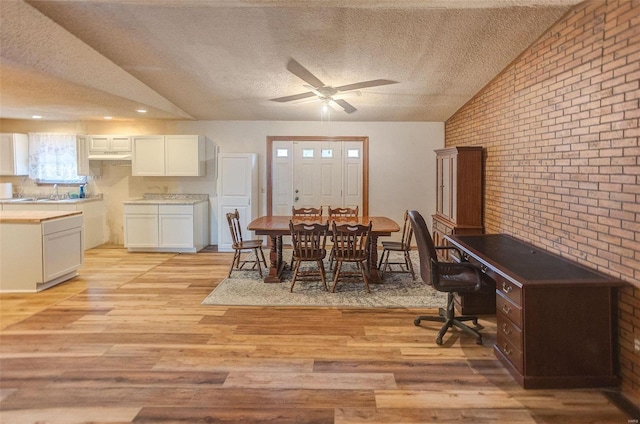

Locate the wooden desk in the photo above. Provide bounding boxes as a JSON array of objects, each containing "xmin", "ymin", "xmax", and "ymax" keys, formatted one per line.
[
  {"xmin": 446, "ymin": 234, "xmax": 625, "ymax": 389},
  {"xmin": 248, "ymin": 215, "xmax": 400, "ymax": 283}
]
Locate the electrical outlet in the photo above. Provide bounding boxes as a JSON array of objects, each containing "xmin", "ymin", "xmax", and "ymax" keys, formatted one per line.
[{"xmin": 635, "ymin": 338, "xmax": 640, "ymax": 354}]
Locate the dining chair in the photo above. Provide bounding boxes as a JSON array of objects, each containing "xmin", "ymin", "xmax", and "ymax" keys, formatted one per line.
[
  {"xmin": 290, "ymin": 206, "xmax": 323, "ymax": 268},
  {"xmin": 292, "ymin": 206, "xmax": 323, "ymax": 217},
  {"xmin": 330, "ymin": 221, "xmax": 372, "ymax": 293},
  {"xmin": 327, "ymin": 206, "xmax": 359, "ymax": 269},
  {"xmin": 328, "ymin": 206, "xmax": 358, "ymax": 218},
  {"xmin": 226, "ymin": 209, "xmax": 268, "ymax": 277},
  {"xmin": 378, "ymin": 210, "xmax": 415, "ymax": 279},
  {"xmin": 289, "ymin": 220, "xmax": 329, "ymax": 292},
  {"xmin": 408, "ymin": 210, "xmax": 489, "ymax": 346}
]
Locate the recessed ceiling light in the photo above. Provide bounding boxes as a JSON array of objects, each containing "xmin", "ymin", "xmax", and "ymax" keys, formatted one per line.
[
  {"xmin": 136, "ymin": 109, "xmax": 147, "ymax": 113},
  {"xmin": 32, "ymin": 115, "xmax": 42, "ymax": 119},
  {"xmin": 104, "ymin": 116, "xmax": 113, "ymax": 120}
]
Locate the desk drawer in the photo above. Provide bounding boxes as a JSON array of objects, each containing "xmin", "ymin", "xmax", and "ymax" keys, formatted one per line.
[
  {"xmin": 497, "ymin": 312, "xmax": 523, "ymax": 349},
  {"xmin": 494, "ymin": 274, "xmax": 522, "ymax": 305},
  {"xmin": 497, "ymin": 292, "xmax": 523, "ymax": 328},
  {"xmin": 497, "ymin": 331, "xmax": 524, "ymax": 374},
  {"xmin": 461, "ymin": 255, "xmax": 523, "ymax": 306}
]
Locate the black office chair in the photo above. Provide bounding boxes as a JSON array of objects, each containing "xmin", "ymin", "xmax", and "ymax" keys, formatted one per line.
[{"xmin": 408, "ymin": 210, "xmax": 489, "ymax": 346}]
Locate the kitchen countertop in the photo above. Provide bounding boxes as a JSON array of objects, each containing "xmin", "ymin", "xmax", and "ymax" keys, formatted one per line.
[
  {"xmin": 124, "ymin": 193, "xmax": 208, "ymax": 205},
  {"xmin": 0, "ymin": 210, "xmax": 83, "ymax": 223},
  {"xmin": 0, "ymin": 196, "xmax": 103, "ymax": 205}
]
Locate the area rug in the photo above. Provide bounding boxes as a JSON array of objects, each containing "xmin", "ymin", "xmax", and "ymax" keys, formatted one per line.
[{"xmin": 202, "ymin": 251, "xmax": 447, "ymax": 308}]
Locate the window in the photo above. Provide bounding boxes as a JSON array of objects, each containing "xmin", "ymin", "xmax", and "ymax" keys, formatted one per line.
[
  {"xmin": 302, "ymin": 148, "xmax": 314, "ymax": 158},
  {"xmin": 28, "ymin": 133, "xmax": 86, "ymax": 184},
  {"xmin": 347, "ymin": 148, "xmax": 360, "ymax": 158},
  {"xmin": 276, "ymin": 148, "xmax": 289, "ymax": 157},
  {"xmin": 321, "ymin": 149, "xmax": 333, "ymax": 158}
]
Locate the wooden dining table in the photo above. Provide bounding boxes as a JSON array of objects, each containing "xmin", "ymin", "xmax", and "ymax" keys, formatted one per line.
[{"xmin": 248, "ymin": 215, "xmax": 400, "ymax": 283}]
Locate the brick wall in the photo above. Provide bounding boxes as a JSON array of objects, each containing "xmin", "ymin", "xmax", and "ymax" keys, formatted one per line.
[{"xmin": 445, "ymin": 0, "xmax": 640, "ymax": 403}]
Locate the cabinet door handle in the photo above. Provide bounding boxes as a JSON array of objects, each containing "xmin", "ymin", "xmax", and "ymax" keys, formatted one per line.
[
  {"xmin": 501, "ymin": 323, "xmax": 512, "ymax": 335},
  {"xmin": 502, "ymin": 282, "xmax": 512, "ymax": 293},
  {"xmin": 503, "ymin": 344, "xmax": 512, "ymax": 355},
  {"xmin": 502, "ymin": 304, "xmax": 512, "ymax": 314}
]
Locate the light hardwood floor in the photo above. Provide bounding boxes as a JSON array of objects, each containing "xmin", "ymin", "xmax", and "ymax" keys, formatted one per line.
[{"xmin": 0, "ymin": 246, "xmax": 632, "ymax": 423}]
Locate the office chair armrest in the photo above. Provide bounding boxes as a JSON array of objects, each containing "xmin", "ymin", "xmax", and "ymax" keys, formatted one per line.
[
  {"xmin": 434, "ymin": 245, "xmax": 466, "ymax": 262},
  {"xmin": 434, "ymin": 261, "xmax": 484, "ymax": 291}
]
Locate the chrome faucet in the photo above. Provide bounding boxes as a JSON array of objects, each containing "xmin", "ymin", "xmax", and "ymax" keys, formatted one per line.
[{"xmin": 51, "ymin": 184, "xmax": 58, "ymax": 200}]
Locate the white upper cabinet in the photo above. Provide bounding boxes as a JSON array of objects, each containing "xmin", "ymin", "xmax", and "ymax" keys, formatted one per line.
[
  {"xmin": 0, "ymin": 133, "xmax": 29, "ymax": 176},
  {"xmin": 76, "ymin": 135, "xmax": 90, "ymax": 176},
  {"xmin": 131, "ymin": 135, "xmax": 165, "ymax": 176},
  {"xmin": 87, "ymin": 135, "xmax": 132, "ymax": 160},
  {"xmin": 89, "ymin": 135, "xmax": 131, "ymax": 153},
  {"xmin": 131, "ymin": 135, "xmax": 205, "ymax": 177}
]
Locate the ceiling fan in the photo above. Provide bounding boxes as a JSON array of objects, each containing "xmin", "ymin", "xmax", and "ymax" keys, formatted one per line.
[{"xmin": 270, "ymin": 58, "xmax": 398, "ymax": 114}]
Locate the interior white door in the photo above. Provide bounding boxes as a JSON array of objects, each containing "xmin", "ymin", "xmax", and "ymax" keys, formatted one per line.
[{"xmin": 217, "ymin": 153, "xmax": 258, "ymax": 252}]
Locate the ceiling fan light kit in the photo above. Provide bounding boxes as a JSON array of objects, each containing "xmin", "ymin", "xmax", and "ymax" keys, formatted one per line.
[{"xmin": 270, "ymin": 58, "xmax": 398, "ymax": 114}]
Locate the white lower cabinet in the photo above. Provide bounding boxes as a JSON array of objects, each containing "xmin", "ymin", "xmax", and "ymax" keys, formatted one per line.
[
  {"xmin": 159, "ymin": 205, "xmax": 194, "ymax": 248},
  {"xmin": 3, "ymin": 200, "xmax": 106, "ymax": 250},
  {"xmin": 0, "ymin": 214, "xmax": 83, "ymax": 292},
  {"xmin": 124, "ymin": 205, "xmax": 159, "ymax": 248},
  {"xmin": 3, "ymin": 203, "xmax": 59, "ymax": 212},
  {"xmin": 124, "ymin": 202, "xmax": 208, "ymax": 253}
]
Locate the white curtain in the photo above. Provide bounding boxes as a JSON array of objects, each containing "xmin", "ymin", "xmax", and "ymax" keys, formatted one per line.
[{"xmin": 28, "ymin": 133, "xmax": 83, "ymax": 182}]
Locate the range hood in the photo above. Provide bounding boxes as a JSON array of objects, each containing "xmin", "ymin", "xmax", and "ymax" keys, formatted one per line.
[{"xmin": 88, "ymin": 153, "xmax": 132, "ymax": 160}]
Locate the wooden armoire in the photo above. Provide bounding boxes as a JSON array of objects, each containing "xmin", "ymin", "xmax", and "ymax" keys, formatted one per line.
[{"xmin": 432, "ymin": 146, "xmax": 495, "ymax": 315}]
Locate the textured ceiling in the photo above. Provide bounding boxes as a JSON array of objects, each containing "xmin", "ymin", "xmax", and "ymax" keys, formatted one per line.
[{"xmin": 0, "ymin": 0, "xmax": 582, "ymax": 122}]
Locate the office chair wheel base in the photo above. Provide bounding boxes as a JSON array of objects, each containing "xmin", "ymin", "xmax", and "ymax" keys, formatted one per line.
[
  {"xmin": 476, "ymin": 337, "xmax": 483, "ymax": 345},
  {"xmin": 414, "ymin": 318, "xmax": 421, "ymax": 326},
  {"xmin": 472, "ymin": 319, "xmax": 478, "ymax": 326},
  {"xmin": 436, "ymin": 336, "xmax": 443, "ymax": 345}
]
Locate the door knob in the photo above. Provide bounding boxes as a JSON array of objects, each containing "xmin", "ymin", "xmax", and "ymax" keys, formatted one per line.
[
  {"xmin": 294, "ymin": 197, "xmax": 299, "ymax": 202},
  {"xmin": 295, "ymin": 189, "xmax": 299, "ymax": 193}
]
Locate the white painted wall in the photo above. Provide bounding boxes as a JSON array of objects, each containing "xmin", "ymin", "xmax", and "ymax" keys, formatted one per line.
[{"xmin": 0, "ymin": 119, "xmax": 444, "ymax": 245}]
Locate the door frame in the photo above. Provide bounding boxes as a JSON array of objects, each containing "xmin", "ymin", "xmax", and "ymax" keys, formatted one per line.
[{"xmin": 266, "ymin": 136, "xmax": 369, "ymax": 216}]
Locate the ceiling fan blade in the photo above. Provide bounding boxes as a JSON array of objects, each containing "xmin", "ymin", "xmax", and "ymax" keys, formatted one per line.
[
  {"xmin": 332, "ymin": 91, "xmax": 361, "ymax": 100},
  {"xmin": 302, "ymin": 84, "xmax": 326, "ymax": 98},
  {"xmin": 335, "ymin": 79, "xmax": 398, "ymax": 92},
  {"xmin": 287, "ymin": 58, "xmax": 324, "ymax": 89},
  {"xmin": 270, "ymin": 91, "xmax": 316, "ymax": 103},
  {"xmin": 332, "ymin": 98, "xmax": 357, "ymax": 114}
]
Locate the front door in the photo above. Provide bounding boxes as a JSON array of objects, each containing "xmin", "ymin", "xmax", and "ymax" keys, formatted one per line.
[
  {"xmin": 270, "ymin": 139, "xmax": 364, "ymax": 215},
  {"xmin": 293, "ymin": 141, "xmax": 343, "ymax": 210}
]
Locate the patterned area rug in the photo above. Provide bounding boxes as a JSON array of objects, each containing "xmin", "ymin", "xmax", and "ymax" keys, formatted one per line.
[{"xmin": 202, "ymin": 251, "xmax": 447, "ymax": 308}]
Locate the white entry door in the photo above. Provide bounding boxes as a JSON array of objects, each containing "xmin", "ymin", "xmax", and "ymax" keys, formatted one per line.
[
  {"xmin": 293, "ymin": 141, "xmax": 342, "ymax": 210},
  {"xmin": 271, "ymin": 140, "xmax": 363, "ymax": 215}
]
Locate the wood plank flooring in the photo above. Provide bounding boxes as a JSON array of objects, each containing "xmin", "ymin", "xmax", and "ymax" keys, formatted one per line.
[{"xmin": 0, "ymin": 246, "xmax": 632, "ymax": 423}]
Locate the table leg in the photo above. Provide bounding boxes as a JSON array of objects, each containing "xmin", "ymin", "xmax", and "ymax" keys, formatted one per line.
[
  {"xmin": 265, "ymin": 235, "xmax": 285, "ymax": 283},
  {"xmin": 368, "ymin": 234, "xmax": 382, "ymax": 283}
]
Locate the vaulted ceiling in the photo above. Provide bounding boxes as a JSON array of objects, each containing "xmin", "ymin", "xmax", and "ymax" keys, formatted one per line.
[{"xmin": 0, "ymin": 0, "xmax": 582, "ymax": 122}]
